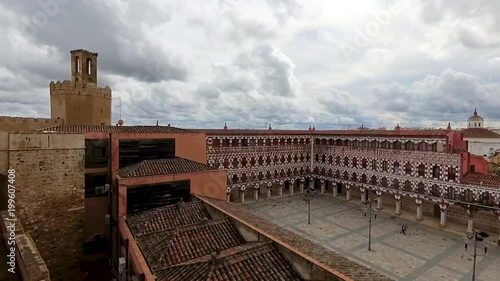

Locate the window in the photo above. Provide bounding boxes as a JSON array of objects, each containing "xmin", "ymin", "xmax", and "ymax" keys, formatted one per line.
[
  {"xmin": 447, "ymin": 167, "xmax": 456, "ymax": 181},
  {"xmin": 418, "ymin": 164, "xmax": 426, "ymax": 177},
  {"xmin": 335, "ymin": 156, "xmax": 341, "ymax": 166},
  {"xmin": 406, "ymin": 141, "xmax": 414, "ymax": 150},
  {"xmin": 405, "ymin": 162, "xmax": 412, "ymax": 175},
  {"xmin": 87, "ymin": 58, "xmax": 92, "ymax": 74},
  {"xmin": 343, "ymin": 157, "xmax": 349, "ymax": 167},
  {"xmin": 362, "ymin": 158, "xmax": 367, "ymax": 169},
  {"xmin": 393, "ymin": 141, "xmax": 402, "ymax": 149},
  {"xmin": 432, "ymin": 166, "xmax": 440, "ymax": 178},
  {"xmin": 93, "ymin": 147, "xmax": 105, "ymax": 158},
  {"xmin": 393, "ymin": 162, "xmax": 400, "ymax": 174},
  {"xmin": 382, "ymin": 161, "xmax": 388, "ymax": 172},
  {"xmin": 352, "ymin": 157, "xmax": 358, "ymax": 168},
  {"xmin": 470, "ymin": 165, "xmax": 475, "ymax": 172},
  {"xmin": 371, "ymin": 159, "xmax": 377, "ymax": 170}
]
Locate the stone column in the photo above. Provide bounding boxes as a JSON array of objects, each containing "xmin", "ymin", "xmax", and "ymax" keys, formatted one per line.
[
  {"xmin": 240, "ymin": 185, "xmax": 246, "ymax": 204},
  {"xmin": 494, "ymin": 210, "xmax": 500, "ymax": 245},
  {"xmin": 278, "ymin": 181, "xmax": 284, "ymax": 197},
  {"xmin": 320, "ymin": 179, "xmax": 325, "ymax": 194},
  {"xmin": 439, "ymin": 203, "xmax": 447, "ymax": 228},
  {"xmin": 266, "ymin": 182, "xmax": 272, "ymax": 199},
  {"xmin": 299, "ymin": 178, "xmax": 305, "ymax": 193},
  {"xmin": 332, "ymin": 181, "xmax": 337, "ymax": 197},
  {"xmin": 360, "ymin": 188, "xmax": 366, "ymax": 203},
  {"xmin": 289, "ymin": 180, "xmax": 295, "ymax": 195},
  {"xmin": 395, "ymin": 194, "xmax": 401, "ymax": 216},
  {"xmin": 253, "ymin": 184, "xmax": 259, "ymax": 201},
  {"xmin": 466, "ymin": 208, "xmax": 475, "ymax": 235},
  {"xmin": 226, "ymin": 187, "xmax": 232, "ymax": 203},
  {"xmin": 416, "ymin": 199, "xmax": 423, "ymax": 221},
  {"xmin": 376, "ymin": 190, "xmax": 383, "ymax": 210},
  {"xmin": 346, "ymin": 185, "xmax": 351, "ymax": 201}
]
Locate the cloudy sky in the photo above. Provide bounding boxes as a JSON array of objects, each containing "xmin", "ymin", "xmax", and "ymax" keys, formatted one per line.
[{"xmin": 1, "ymin": 0, "xmax": 500, "ymax": 129}]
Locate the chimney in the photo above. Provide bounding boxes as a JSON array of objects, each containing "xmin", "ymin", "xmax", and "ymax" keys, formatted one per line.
[
  {"xmin": 312, "ymin": 125, "xmax": 316, "ymax": 131},
  {"xmin": 308, "ymin": 125, "xmax": 312, "ymax": 131},
  {"xmin": 211, "ymin": 248, "xmax": 225, "ymax": 266},
  {"xmin": 156, "ymin": 120, "xmax": 159, "ymax": 126},
  {"xmin": 268, "ymin": 123, "xmax": 272, "ymax": 130}
]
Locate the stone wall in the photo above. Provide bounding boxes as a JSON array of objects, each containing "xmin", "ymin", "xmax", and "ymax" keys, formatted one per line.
[
  {"xmin": 0, "ymin": 117, "xmax": 64, "ymax": 132},
  {"xmin": 1, "ymin": 133, "xmax": 86, "ymax": 280},
  {"xmin": 1, "ymin": 211, "xmax": 50, "ymax": 281}
]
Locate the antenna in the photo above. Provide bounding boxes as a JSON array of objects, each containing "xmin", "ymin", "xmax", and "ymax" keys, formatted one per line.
[{"xmin": 112, "ymin": 97, "xmax": 122, "ymax": 120}]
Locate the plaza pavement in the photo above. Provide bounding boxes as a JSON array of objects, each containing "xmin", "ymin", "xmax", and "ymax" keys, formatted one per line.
[{"xmin": 242, "ymin": 194, "xmax": 500, "ymax": 281}]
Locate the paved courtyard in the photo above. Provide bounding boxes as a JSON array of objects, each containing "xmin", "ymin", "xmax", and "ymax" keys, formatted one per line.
[{"xmin": 242, "ymin": 194, "xmax": 500, "ymax": 281}]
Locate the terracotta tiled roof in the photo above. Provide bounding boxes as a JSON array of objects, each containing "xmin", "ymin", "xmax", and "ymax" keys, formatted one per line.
[
  {"xmin": 462, "ymin": 172, "xmax": 500, "ymax": 187},
  {"xmin": 136, "ymin": 218, "xmax": 246, "ymax": 270},
  {"xmin": 118, "ymin": 157, "xmax": 216, "ymax": 178},
  {"xmin": 198, "ymin": 129, "xmax": 449, "ymax": 138},
  {"xmin": 126, "ymin": 201, "xmax": 211, "ymax": 235},
  {"xmin": 38, "ymin": 125, "xmax": 194, "ymax": 134},
  {"xmin": 461, "ymin": 128, "xmax": 500, "ymax": 138},
  {"xmin": 155, "ymin": 242, "xmax": 303, "ymax": 281}
]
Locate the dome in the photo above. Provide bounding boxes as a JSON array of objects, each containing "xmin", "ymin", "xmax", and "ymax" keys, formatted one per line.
[{"xmin": 467, "ymin": 108, "xmax": 483, "ymax": 121}]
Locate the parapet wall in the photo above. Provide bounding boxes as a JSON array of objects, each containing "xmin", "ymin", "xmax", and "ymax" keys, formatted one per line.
[
  {"xmin": 0, "ymin": 212, "xmax": 51, "ymax": 281},
  {"xmin": 49, "ymin": 80, "xmax": 111, "ymax": 98},
  {"xmin": 0, "ymin": 116, "xmax": 64, "ymax": 132}
]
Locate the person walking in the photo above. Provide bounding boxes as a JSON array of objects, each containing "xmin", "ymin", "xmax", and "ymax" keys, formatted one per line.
[{"xmin": 400, "ymin": 224, "xmax": 408, "ymax": 235}]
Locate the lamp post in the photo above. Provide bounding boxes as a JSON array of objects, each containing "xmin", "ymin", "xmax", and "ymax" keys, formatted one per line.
[
  {"xmin": 304, "ymin": 179, "xmax": 314, "ymax": 224},
  {"xmin": 464, "ymin": 230, "xmax": 489, "ymax": 281},
  {"xmin": 364, "ymin": 198, "xmax": 377, "ymax": 251}
]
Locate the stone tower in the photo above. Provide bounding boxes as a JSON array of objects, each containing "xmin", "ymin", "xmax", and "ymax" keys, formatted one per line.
[{"xmin": 50, "ymin": 49, "xmax": 112, "ymax": 125}]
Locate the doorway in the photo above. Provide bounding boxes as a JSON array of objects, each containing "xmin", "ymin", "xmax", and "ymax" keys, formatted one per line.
[
  {"xmin": 336, "ymin": 182, "xmax": 343, "ymax": 194},
  {"xmin": 433, "ymin": 204, "xmax": 440, "ymax": 218}
]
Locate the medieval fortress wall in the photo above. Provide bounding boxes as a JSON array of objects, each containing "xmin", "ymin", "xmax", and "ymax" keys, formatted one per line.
[{"xmin": 0, "ymin": 116, "xmax": 64, "ymax": 132}]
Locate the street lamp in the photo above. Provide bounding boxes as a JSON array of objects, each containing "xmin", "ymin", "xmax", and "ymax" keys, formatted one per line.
[
  {"xmin": 364, "ymin": 198, "xmax": 377, "ymax": 251},
  {"xmin": 304, "ymin": 179, "xmax": 314, "ymax": 224},
  {"xmin": 464, "ymin": 230, "xmax": 489, "ymax": 281}
]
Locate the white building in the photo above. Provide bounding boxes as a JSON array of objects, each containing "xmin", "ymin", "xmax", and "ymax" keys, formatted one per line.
[{"xmin": 461, "ymin": 109, "xmax": 500, "ymax": 158}]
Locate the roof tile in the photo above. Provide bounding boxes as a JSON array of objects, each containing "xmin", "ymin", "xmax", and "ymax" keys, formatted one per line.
[
  {"xmin": 156, "ymin": 242, "xmax": 303, "ymax": 281},
  {"xmin": 118, "ymin": 157, "xmax": 217, "ymax": 178},
  {"xmin": 39, "ymin": 125, "xmax": 193, "ymax": 134},
  {"xmin": 126, "ymin": 201, "xmax": 211, "ymax": 235},
  {"xmin": 198, "ymin": 129, "xmax": 449, "ymax": 137},
  {"xmin": 461, "ymin": 128, "xmax": 500, "ymax": 138},
  {"xmin": 136, "ymin": 218, "xmax": 246, "ymax": 270},
  {"xmin": 462, "ymin": 172, "xmax": 500, "ymax": 187}
]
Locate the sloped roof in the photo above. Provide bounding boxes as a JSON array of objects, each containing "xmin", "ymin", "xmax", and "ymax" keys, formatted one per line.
[
  {"xmin": 461, "ymin": 128, "xmax": 500, "ymax": 138},
  {"xmin": 126, "ymin": 201, "xmax": 211, "ymax": 235},
  {"xmin": 39, "ymin": 125, "xmax": 194, "ymax": 134},
  {"xmin": 198, "ymin": 129, "xmax": 449, "ymax": 138},
  {"xmin": 118, "ymin": 158, "xmax": 217, "ymax": 178},
  {"xmin": 126, "ymin": 200, "xmax": 305, "ymax": 281},
  {"xmin": 155, "ymin": 242, "xmax": 303, "ymax": 281},
  {"xmin": 136, "ymin": 218, "xmax": 246, "ymax": 270},
  {"xmin": 462, "ymin": 172, "xmax": 500, "ymax": 187}
]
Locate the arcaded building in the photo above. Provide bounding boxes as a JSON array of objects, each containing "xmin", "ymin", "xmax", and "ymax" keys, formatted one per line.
[{"xmin": 2, "ymin": 49, "xmax": 500, "ymax": 280}]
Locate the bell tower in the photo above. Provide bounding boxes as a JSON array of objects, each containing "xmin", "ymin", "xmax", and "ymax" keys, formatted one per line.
[
  {"xmin": 70, "ymin": 49, "xmax": 98, "ymax": 88},
  {"xmin": 50, "ymin": 49, "xmax": 112, "ymax": 125}
]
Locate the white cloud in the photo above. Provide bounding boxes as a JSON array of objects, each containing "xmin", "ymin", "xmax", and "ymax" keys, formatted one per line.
[{"xmin": 1, "ymin": 0, "xmax": 500, "ymax": 129}]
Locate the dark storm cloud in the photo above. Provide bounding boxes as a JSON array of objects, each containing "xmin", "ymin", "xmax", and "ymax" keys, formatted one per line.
[
  {"xmin": 374, "ymin": 69, "xmax": 500, "ymax": 122},
  {"xmin": 4, "ymin": 0, "xmax": 189, "ymax": 83}
]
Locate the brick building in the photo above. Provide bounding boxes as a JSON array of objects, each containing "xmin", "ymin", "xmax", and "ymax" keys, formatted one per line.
[{"xmin": 2, "ymin": 49, "xmax": 500, "ymax": 280}]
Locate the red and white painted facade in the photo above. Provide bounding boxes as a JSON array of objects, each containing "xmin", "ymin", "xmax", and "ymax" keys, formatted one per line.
[{"xmin": 203, "ymin": 125, "xmax": 500, "ymax": 243}]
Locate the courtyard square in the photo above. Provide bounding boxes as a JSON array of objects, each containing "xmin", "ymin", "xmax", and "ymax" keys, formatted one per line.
[{"xmin": 243, "ymin": 194, "xmax": 500, "ymax": 281}]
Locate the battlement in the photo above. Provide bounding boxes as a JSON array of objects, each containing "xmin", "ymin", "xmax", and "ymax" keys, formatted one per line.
[
  {"xmin": 0, "ymin": 116, "xmax": 64, "ymax": 132},
  {"xmin": 70, "ymin": 49, "xmax": 98, "ymax": 57},
  {"xmin": 49, "ymin": 80, "xmax": 112, "ymax": 98}
]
